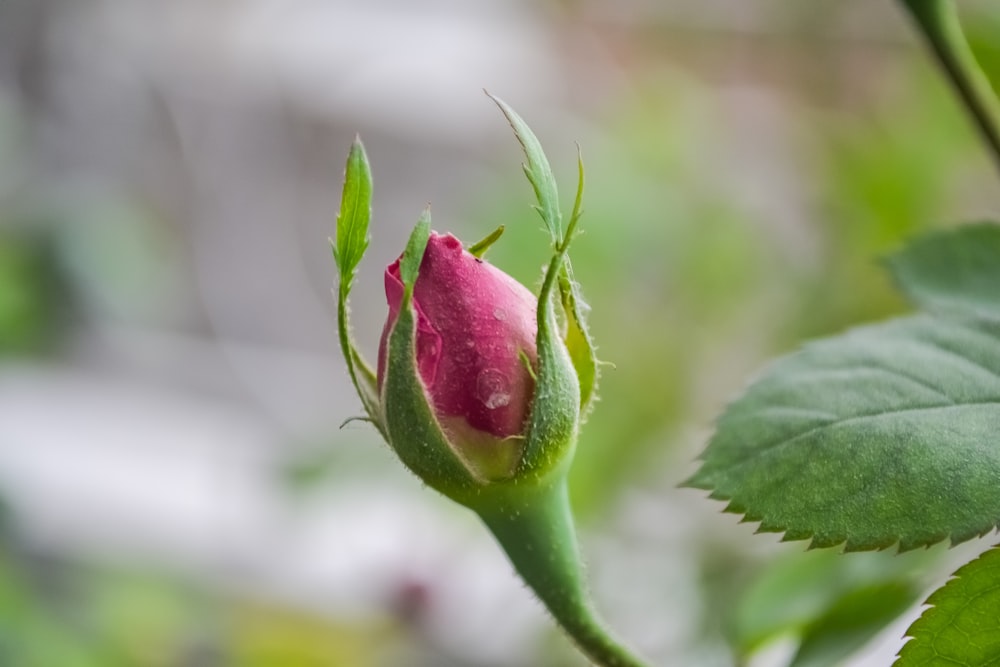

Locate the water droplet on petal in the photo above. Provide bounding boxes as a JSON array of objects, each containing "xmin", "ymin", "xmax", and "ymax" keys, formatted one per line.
[
  {"xmin": 477, "ymin": 369, "xmax": 511, "ymax": 410},
  {"xmin": 493, "ymin": 308, "xmax": 507, "ymax": 321}
]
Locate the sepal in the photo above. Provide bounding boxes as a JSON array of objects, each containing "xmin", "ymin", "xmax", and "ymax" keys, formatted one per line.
[{"xmin": 381, "ymin": 211, "xmax": 530, "ymax": 497}]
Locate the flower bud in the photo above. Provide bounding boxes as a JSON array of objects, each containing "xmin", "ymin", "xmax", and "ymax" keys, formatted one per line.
[
  {"xmin": 331, "ymin": 104, "xmax": 644, "ymax": 667},
  {"xmin": 378, "ymin": 231, "xmax": 539, "ymax": 483}
]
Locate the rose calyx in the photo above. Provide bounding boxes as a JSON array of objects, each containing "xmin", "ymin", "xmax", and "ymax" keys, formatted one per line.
[{"xmin": 378, "ymin": 218, "xmax": 580, "ymax": 499}]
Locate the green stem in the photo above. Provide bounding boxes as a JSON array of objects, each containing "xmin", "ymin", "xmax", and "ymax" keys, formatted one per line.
[
  {"xmin": 474, "ymin": 479, "xmax": 650, "ymax": 667},
  {"xmin": 900, "ymin": 0, "xmax": 1000, "ymax": 176}
]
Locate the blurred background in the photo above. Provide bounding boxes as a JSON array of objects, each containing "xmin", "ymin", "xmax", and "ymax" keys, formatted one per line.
[{"xmin": 1, "ymin": 1, "xmax": 1000, "ymax": 665}]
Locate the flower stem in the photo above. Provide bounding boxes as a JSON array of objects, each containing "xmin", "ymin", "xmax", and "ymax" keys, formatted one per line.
[
  {"xmin": 474, "ymin": 479, "xmax": 650, "ymax": 667},
  {"xmin": 900, "ymin": 0, "xmax": 1000, "ymax": 177}
]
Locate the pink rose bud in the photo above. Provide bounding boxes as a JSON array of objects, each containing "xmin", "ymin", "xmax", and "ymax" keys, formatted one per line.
[{"xmin": 377, "ymin": 232, "xmax": 538, "ymax": 478}]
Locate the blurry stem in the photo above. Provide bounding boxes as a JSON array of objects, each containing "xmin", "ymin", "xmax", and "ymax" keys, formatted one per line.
[
  {"xmin": 900, "ymin": 0, "xmax": 1000, "ymax": 177},
  {"xmin": 474, "ymin": 479, "xmax": 649, "ymax": 667}
]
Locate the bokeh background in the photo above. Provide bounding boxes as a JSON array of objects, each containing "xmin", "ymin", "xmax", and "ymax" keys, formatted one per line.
[{"xmin": 2, "ymin": 1, "xmax": 1000, "ymax": 665}]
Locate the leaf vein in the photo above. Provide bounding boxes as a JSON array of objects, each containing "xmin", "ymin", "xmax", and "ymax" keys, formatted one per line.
[
  {"xmin": 711, "ymin": 401, "xmax": 1000, "ymax": 479},
  {"xmin": 846, "ymin": 363, "xmax": 956, "ymax": 404},
  {"xmin": 908, "ymin": 335, "xmax": 1000, "ymax": 386}
]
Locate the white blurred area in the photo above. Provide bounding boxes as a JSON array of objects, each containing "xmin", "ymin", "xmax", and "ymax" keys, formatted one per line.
[
  {"xmin": 0, "ymin": 1, "xmax": 684, "ymax": 665},
  {"xmin": 3, "ymin": 0, "xmax": 995, "ymax": 665}
]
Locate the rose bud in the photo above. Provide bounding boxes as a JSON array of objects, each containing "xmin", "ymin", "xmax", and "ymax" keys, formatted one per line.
[
  {"xmin": 333, "ymin": 106, "xmax": 645, "ymax": 665},
  {"xmin": 374, "ymin": 212, "xmax": 587, "ymax": 504},
  {"xmin": 377, "ymin": 231, "xmax": 538, "ymax": 483}
]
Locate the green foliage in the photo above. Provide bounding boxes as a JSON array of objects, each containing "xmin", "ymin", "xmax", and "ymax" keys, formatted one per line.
[
  {"xmin": 0, "ymin": 552, "xmax": 383, "ymax": 667},
  {"xmin": 0, "ymin": 231, "xmax": 67, "ymax": 354},
  {"xmin": 791, "ymin": 581, "xmax": 918, "ymax": 667},
  {"xmin": 688, "ymin": 224, "xmax": 1000, "ymax": 551},
  {"xmin": 896, "ymin": 545, "xmax": 1000, "ymax": 666},
  {"xmin": 803, "ymin": 64, "xmax": 978, "ymax": 342},
  {"xmin": 887, "ymin": 222, "xmax": 1000, "ymax": 320},
  {"xmin": 732, "ymin": 549, "xmax": 933, "ymax": 659}
]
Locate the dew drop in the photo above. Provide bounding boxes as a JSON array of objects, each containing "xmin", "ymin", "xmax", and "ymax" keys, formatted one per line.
[
  {"xmin": 493, "ymin": 308, "xmax": 506, "ymax": 321},
  {"xmin": 477, "ymin": 369, "xmax": 511, "ymax": 410}
]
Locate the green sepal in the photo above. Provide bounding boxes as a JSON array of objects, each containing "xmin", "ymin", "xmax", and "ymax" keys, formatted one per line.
[
  {"xmin": 399, "ymin": 208, "xmax": 431, "ymax": 288},
  {"xmin": 488, "ymin": 93, "xmax": 590, "ymax": 475},
  {"xmin": 557, "ymin": 149, "xmax": 600, "ymax": 416},
  {"xmin": 381, "ymin": 214, "xmax": 480, "ymax": 498},
  {"xmin": 468, "ymin": 224, "xmax": 505, "ymax": 258},
  {"xmin": 382, "ymin": 289, "xmax": 481, "ymax": 497},
  {"xmin": 487, "ymin": 91, "xmax": 563, "ymax": 245},
  {"xmin": 332, "ymin": 137, "xmax": 385, "ymax": 438},
  {"xmin": 383, "ymin": 212, "xmax": 528, "ymax": 493},
  {"xmin": 519, "ymin": 228, "xmax": 582, "ymax": 477}
]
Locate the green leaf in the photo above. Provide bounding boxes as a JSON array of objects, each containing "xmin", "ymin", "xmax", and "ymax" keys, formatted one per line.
[
  {"xmin": 896, "ymin": 545, "xmax": 1000, "ymax": 666},
  {"xmin": 333, "ymin": 137, "xmax": 372, "ymax": 292},
  {"xmin": 791, "ymin": 581, "xmax": 919, "ymax": 667},
  {"xmin": 332, "ymin": 138, "xmax": 383, "ymax": 438},
  {"xmin": 733, "ymin": 548, "xmax": 935, "ymax": 657},
  {"xmin": 887, "ymin": 222, "xmax": 1000, "ymax": 321},
  {"xmin": 687, "ymin": 314, "xmax": 1000, "ymax": 551},
  {"xmin": 487, "ymin": 91, "xmax": 563, "ymax": 245}
]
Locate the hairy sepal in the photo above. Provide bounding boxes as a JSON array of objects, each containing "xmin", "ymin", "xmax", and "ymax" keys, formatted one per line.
[
  {"xmin": 381, "ymin": 216, "xmax": 479, "ymax": 499},
  {"xmin": 518, "ymin": 240, "xmax": 582, "ymax": 478}
]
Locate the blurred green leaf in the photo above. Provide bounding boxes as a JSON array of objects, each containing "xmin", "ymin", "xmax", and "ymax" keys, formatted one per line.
[
  {"xmin": 733, "ymin": 549, "xmax": 933, "ymax": 657},
  {"xmin": 887, "ymin": 221, "xmax": 1000, "ymax": 320},
  {"xmin": 791, "ymin": 581, "xmax": 918, "ymax": 667},
  {"xmin": 799, "ymin": 65, "xmax": 982, "ymax": 342},
  {"xmin": 821, "ymin": 67, "xmax": 974, "ymax": 253},
  {"xmin": 896, "ymin": 545, "xmax": 1000, "ymax": 666},
  {"xmin": 0, "ymin": 231, "xmax": 68, "ymax": 354},
  {"xmin": 89, "ymin": 571, "xmax": 194, "ymax": 665}
]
